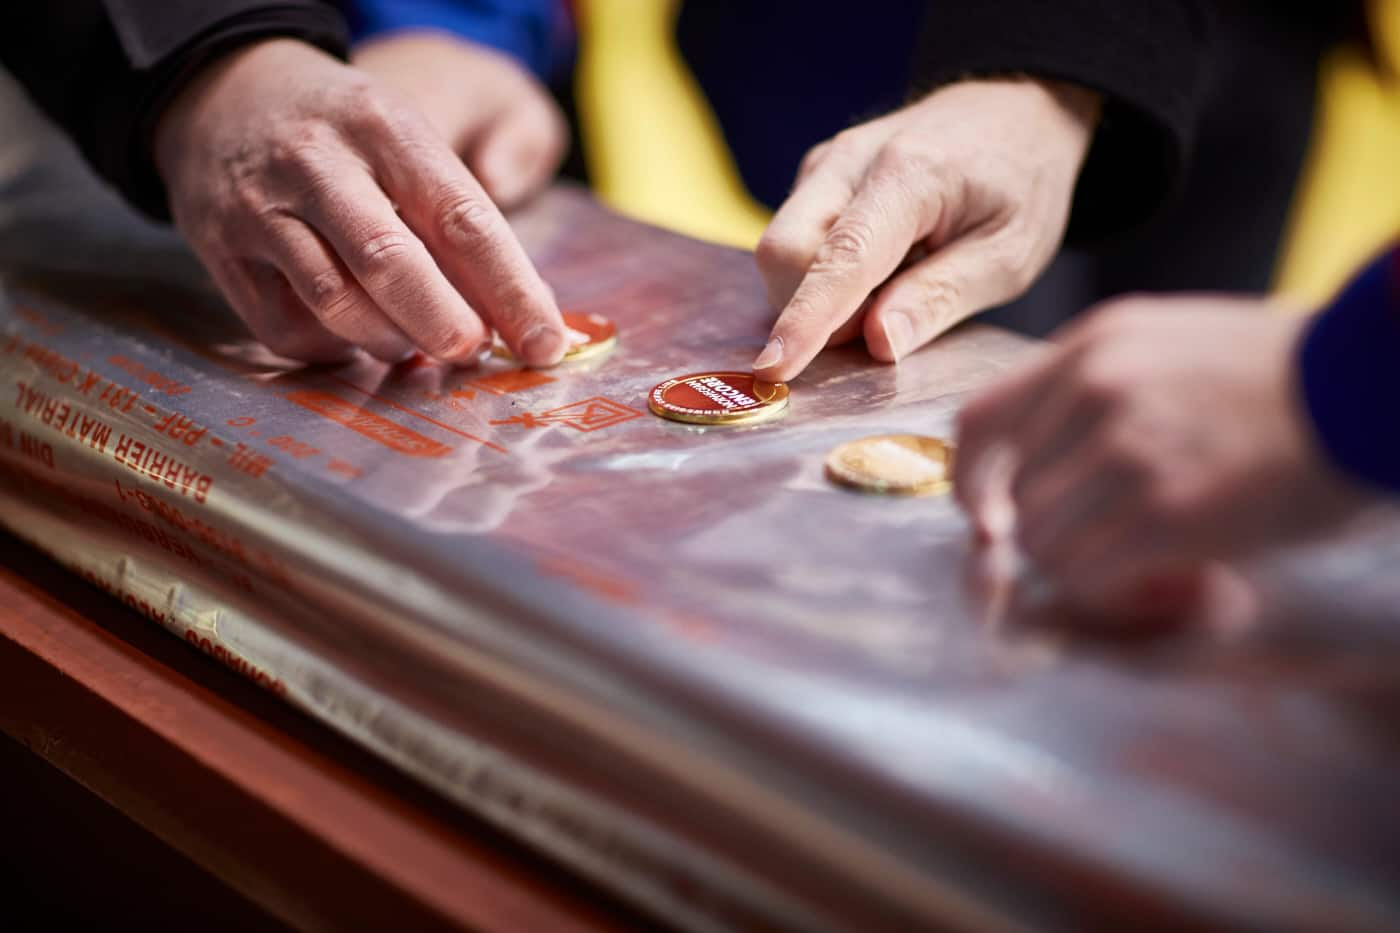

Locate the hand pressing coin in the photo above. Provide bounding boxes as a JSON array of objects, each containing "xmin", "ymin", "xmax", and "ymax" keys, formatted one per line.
[
  {"xmin": 752, "ymin": 78, "xmax": 1100, "ymax": 382},
  {"xmin": 155, "ymin": 38, "xmax": 567, "ymax": 367},
  {"xmin": 495, "ymin": 312, "xmax": 618, "ymax": 364}
]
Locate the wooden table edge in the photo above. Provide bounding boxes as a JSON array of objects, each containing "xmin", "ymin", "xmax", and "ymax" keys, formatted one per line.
[{"xmin": 0, "ymin": 532, "xmax": 642, "ymax": 932}]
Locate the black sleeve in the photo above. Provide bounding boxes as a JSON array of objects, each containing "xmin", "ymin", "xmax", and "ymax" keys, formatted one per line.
[
  {"xmin": 913, "ymin": 0, "xmax": 1215, "ymax": 244},
  {"xmin": 0, "ymin": 1, "xmax": 350, "ymax": 221}
]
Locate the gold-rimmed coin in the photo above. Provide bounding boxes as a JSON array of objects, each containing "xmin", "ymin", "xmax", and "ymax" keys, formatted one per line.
[
  {"xmin": 824, "ymin": 434, "xmax": 954, "ymax": 496},
  {"xmin": 648, "ymin": 372, "xmax": 789, "ymax": 426},
  {"xmin": 494, "ymin": 311, "xmax": 618, "ymax": 364}
]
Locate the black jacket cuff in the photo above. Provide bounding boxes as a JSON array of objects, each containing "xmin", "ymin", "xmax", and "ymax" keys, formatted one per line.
[
  {"xmin": 114, "ymin": 5, "xmax": 350, "ymax": 220},
  {"xmin": 913, "ymin": 0, "xmax": 1213, "ymax": 244},
  {"xmin": 0, "ymin": 2, "xmax": 348, "ymax": 223}
]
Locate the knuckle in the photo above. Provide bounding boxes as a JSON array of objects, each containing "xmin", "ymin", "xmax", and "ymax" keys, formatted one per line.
[
  {"xmin": 245, "ymin": 128, "xmax": 344, "ymax": 213},
  {"xmin": 828, "ymin": 128, "xmax": 864, "ymax": 156},
  {"xmin": 306, "ymin": 266, "xmax": 348, "ymax": 307},
  {"xmin": 350, "ymin": 229, "xmax": 421, "ymax": 290},
  {"xmin": 437, "ymin": 191, "xmax": 496, "ymax": 236},
  {"xmin": 306, "ymin": 270, "xmax": 359, "ymax": 324},
  {"xmin": 435, "ymin": 192, "xmax": 503, "ymax": 260},
  {"xmin": 279, "ymin": 124, "xmax": 341, "ymax": 174},
  {"xmin": 874, "ymin": 133, "xmax": 934, "ymax": 179},
  {"xmin": 797, "ymin": 141, "xmax": 830, "ymax": 177},
  {"xmin": 343, "ymin": 81, "xmax": 431, "ymax": 147},
  {"xmin": 818, "ymin": 219, "xmax": 877, "ymax": 267},
  {"xmin": 356, "ymin": 229, "xmax": 416, "ymax": 268},
  {"xmin": 988, "ymin": 231, "xmax": 1039, "ymax": 296},
  {"xmin": 917, "ymin": 272, "xmax": 966, "ymax": 320},
  {"xmin": 341, "ymin": 79, "xmax": 394, "ymax": 128},
  {"xmin": 228, "ymin": 177, "xmax": 272, "ymax": 219}
]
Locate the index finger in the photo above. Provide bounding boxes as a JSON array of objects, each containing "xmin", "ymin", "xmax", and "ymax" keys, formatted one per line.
[
  {"xmin": 368, "ymin": 114, "xmax": 566, "ymax": 367},
  {"xmin": 753, "ymin": 169, "xmax": 942, "ymax": 382},
  {"xmin": 754, "ymin": 145, "xmax": 852, "ymax": 310},
  {"xmin": 297, "ymin": 162, "xmax": 489, "ymax": 363}
]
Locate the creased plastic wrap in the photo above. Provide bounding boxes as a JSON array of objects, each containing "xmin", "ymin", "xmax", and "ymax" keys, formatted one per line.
[{"xmin": 3, "ymin": 186, "xmax": 1400, "ymax": 931}]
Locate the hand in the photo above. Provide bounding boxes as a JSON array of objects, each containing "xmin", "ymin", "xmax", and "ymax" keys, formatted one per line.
[
  {"xmin": 351, "ymin": 31, "xmax": 567, "ymax": 209},
  {"xmin": 953, "ymin": 297, "xmax": 1368, "ymax": 611},
  {"xmin": 752, "ymin": 78, "xmax": 1100, "ymax": 382},
  {"xmin": 155, "ymin": 38, "xmax": 566, "ymax": 366}
]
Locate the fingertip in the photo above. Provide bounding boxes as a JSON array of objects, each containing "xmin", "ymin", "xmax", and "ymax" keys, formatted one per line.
[
  {"xmin": 518, "ymin": 321, "xmax": 567, "ymax": 368},
  {"xmin": 753, "ymin": 316, "xmax": 824, "ymax": 381},
  {"xmin": 753, "ymin": 354, "xmax": 801, "ymax": 384},
  {"xmin": 752, "ymin": 362, "xmax": 787, "ymax": 383},
  {"xmin": 957, "ymin": 492, "xmax": 998, "ymax": 544},
  {"xmin": 752, "ymin": 335, "xmax": 784, "ymax": 372}
]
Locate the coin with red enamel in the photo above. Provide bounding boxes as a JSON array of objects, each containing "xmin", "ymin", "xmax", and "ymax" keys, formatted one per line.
[
  {"xmin": 648, "ymin": 372, "xmax": 790, "ymax": 426},
  {"xmin": 495, "ymin": 311, "xmax": 617, "ymax": 364}
]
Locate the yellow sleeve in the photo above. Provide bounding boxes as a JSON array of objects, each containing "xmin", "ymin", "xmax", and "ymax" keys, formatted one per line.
[
  {"xmin": 572, "ymin": 0, "xmax": 772, "ymax": 249},
  {"xmin": 1275, "ymin": 0, "xmax": 1400, "ymax": 306}
]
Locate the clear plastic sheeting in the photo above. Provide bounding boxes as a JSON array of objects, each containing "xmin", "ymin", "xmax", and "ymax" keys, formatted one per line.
[{"xmin": 2, "ymin": 168, "xmax": 1400, "ymax": 929}]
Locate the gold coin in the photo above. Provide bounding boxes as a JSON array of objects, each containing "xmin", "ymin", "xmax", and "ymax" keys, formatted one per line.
[
  {"xmin": 494, "ymin": 311, "xmax": 618, "ymax": 364},
  {"xmin": 824, "ymin": 434, "xmax": 954, "ymax": 496},
  {"xmin": 648, "ymin": 372, "xmax": 790, "ymax": 425}
]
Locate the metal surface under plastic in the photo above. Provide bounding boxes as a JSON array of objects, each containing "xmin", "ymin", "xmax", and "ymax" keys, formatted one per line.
[{"xmin": 2, "ymin": 185, "xmax": 1400, "ymax": 931}]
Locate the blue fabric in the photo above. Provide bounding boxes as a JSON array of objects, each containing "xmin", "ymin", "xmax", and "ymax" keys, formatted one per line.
[
  {"xmin": 347, "ymin": 0, "xmax": 568, "ymax": 79},
  {"xmin": 347, "ymin": 1, "xmax": 924, "ymax": 205},
  {"xmin": 1300, "ymin": 246, "xmax": 1400, "ymax": 496}
]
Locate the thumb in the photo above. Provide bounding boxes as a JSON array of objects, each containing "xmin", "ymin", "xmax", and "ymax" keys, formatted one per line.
[
  {"xmin": 862, "ymin": 230, "xmax": 1033, "ymax": 363},
  {"xmin": 470, "ymin": 93, "xmax": 567, "ymax": 208}
]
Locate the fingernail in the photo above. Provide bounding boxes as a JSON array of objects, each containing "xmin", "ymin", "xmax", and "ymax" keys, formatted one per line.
[
  {"xmin": 882, "ymin": 311, "xmax": 914, "ymax": 362},
  {"xmin": 521, "ymin": 323, "xmax": 565, "ymax": 366},
  {"xmin": 753, "ymin": 336, "xmax": 783, "ymax": 371}
]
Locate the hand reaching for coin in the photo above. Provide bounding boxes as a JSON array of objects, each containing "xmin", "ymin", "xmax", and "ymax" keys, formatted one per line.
[
  {"xmin": 752, "ymin": 78, "xmax": 1100, "ymax": 382},
  {"xmin": 155, "ymin": 38, "xmax": 566, "ymax": 366},
  {"xmin": 952, "ymin": 297, "xmax": 1367, "ymax": 613}
]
